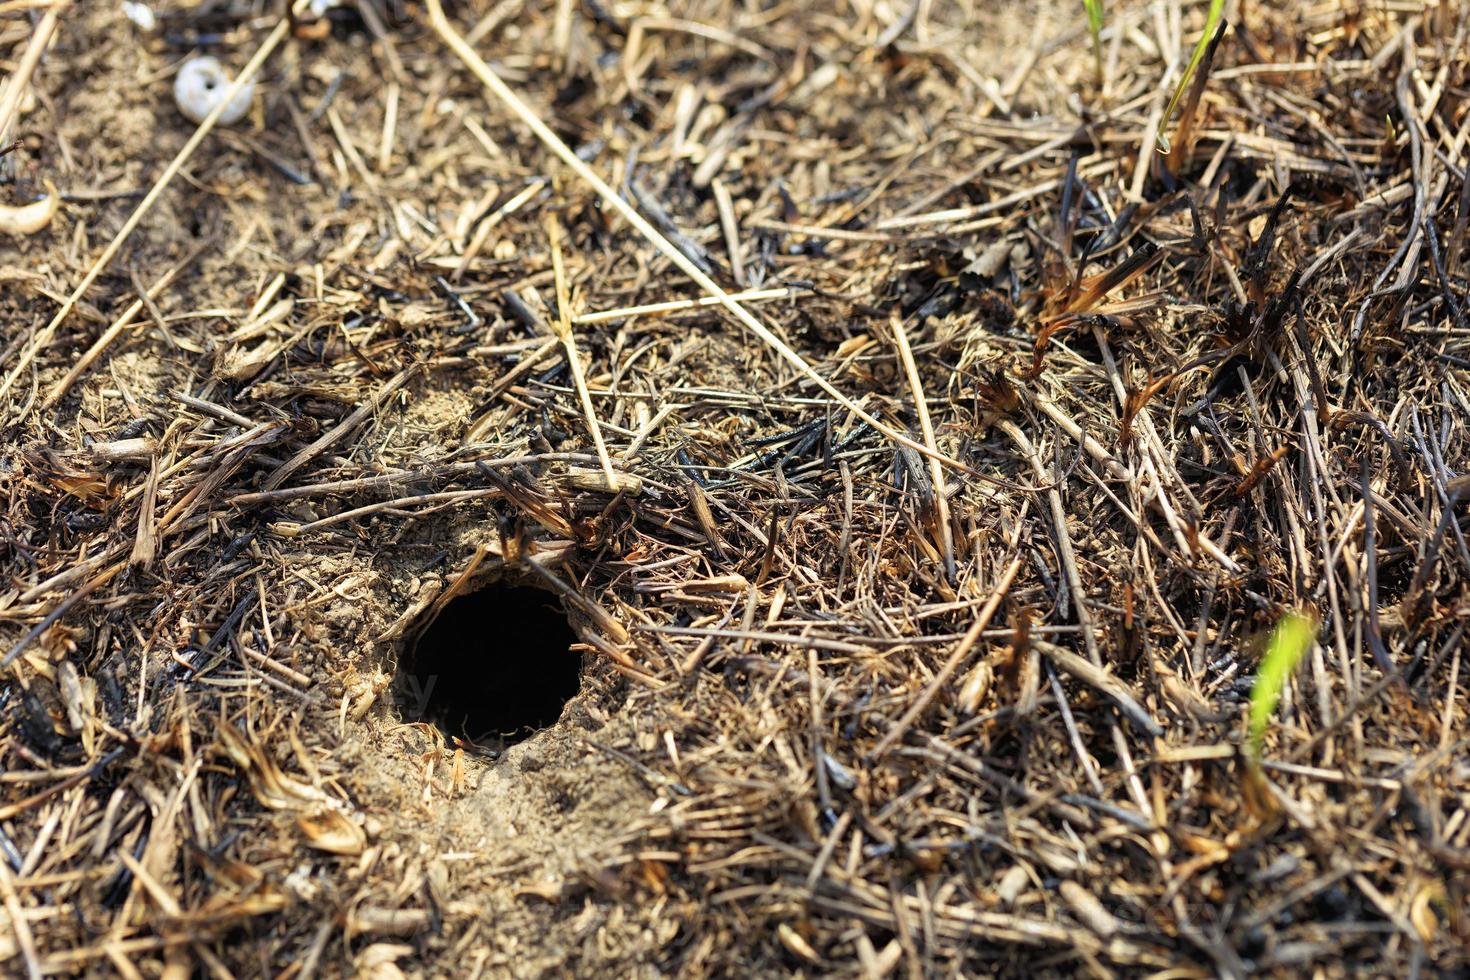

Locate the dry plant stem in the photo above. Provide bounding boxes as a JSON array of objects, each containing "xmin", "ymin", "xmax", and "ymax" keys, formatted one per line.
[
  {"xmin": 261, "ymin": 365, "xmax": 416, "ymax": 492},
  {"xmin": 1087, "ymin": 329, "xmax": 1234, "ymax": 575},
  {"xmin": 0, "ymin": 1, "xmax": 304, "ymax": 406},
  {"xmin": 711, "ymin": 177, "xmax": 745, "ymax": 285},
  {"xmin": 572, "ymin": 287, "xmax": 791, "ymax": 325},
  {"xmin": 226, "ymin": 453, "xmax": 607, "ymax": 506},
  {"xmin": 870, "ymin": 555, "xmax": 1022, "ymax": 759},
  {"xmin": 0, "ymin": 0, "xmax": 68, "ymax": 146},
  {"xmin": 43, "ymin": 242, "xmax": 208, "ymax": 407},
  {"xmin": 890, "ymin": 314, "xmax": 953, "ymax": 577},
  {"xmin": 522, "ymin": 555, "xmax": 629, "ymax": 647},
  {"xmin": 131, "ymin": 456, "xmax": 159, "ymax": 568},
  {"xmin": 546, "ymin": 213, "xmax": 617, "ymax": 486},
  {"xmin": 282, "ymin": 489, "xmax": 503, "ymax": 537},
  {"xmin": 454, "ymin": 178, "xmax": 546, "ymax": 280},
  {"xmin": 1034, "ymin": 641, "xmax": 1162, "ymax": 736},
  {"xmin": 1024, "ymin": 390, "xmax": 1133, "ymax": 481},
  {"xmin": 3, "ymin": 561, "xmax": 122, "ymax": 668},
  {"xmin": 425, "ymin": 0, "xmax": 971, "ymax": 476},
  {"xmin": 0, "ymin": 860, "xmax": 40, "ymax": 980},
  {"xmin": 378, "ymin": 82, "xmax": 398, "ymax": 173},
  {"xmin": 1091, "ymin": 326, "xmax": 1203, "ymax": 561},
  {"xmin": 999, "ymin": 419, "xmax": 1101, "ymax": 666},
  {"xmin": 465, "ymin": 338, "xmax": 562, "ymax": 441}
]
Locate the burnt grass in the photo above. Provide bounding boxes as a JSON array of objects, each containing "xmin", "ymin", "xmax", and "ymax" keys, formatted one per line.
[{"xmin": 0, "ymin": 1, "xmax": 1468, "ymax": 976}]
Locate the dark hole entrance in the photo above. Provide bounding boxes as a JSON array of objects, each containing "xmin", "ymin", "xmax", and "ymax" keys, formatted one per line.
[{"xmin": 402, "ymin": 583, "xmax": 581, "ymax": 748}]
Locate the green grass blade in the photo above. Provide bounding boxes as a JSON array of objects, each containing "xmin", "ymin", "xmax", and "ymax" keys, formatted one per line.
[
  {"xmin": 1247, "ymin": 611, "xmax": 1317, "ymax": 760},
  {"xmin": 1083, "ymin": 0, "xmax": 1105, "ymax": 82},
  {"xmin": 1157, "ymin": 0, "xmax": 1224, "ymax": 152},
  {"xmin": 1084, "ymin": 0, "xmax": 1104, "ymax": 40}
]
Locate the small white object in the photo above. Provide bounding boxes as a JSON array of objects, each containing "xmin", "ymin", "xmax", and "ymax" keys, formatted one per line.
[
  {"xmin": 820, "ymin": 750, "xmax": 856, "ymax": 791},
  {"xmin": 0, "ymin": 180, "xmax": 59, "ymax": 236},
  {"xmin": 122, "ymin": 1, "xmax": 156, "ymax": 32},
  {"xmin": 173, "ymin": 56, "xmax": 254, "ymax": 126}
]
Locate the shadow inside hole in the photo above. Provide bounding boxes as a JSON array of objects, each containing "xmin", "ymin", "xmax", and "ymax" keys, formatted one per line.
[{"xmin": 401, "ymin": 583, "xmax": 581, "ymax": 749}]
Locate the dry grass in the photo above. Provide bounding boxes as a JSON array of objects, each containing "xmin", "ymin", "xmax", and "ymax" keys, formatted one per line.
[{"xmin": 1, "ymin": 0, "xmax": 1467, "ymax": 976}]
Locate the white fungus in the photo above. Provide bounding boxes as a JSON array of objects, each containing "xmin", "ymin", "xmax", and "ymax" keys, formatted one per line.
[{"xmin": 173, "ymin": 56, "xmax": 254, "ymax": 126}]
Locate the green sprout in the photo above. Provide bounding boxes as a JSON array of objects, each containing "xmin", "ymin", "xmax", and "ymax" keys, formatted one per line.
[
  {"xmin": 1157, "ymin": 0, "xmax": 1225, "ymax": 152},
  {"xmin": 1083, "ymin": 0, "xmax": 1105, "ymax": 87},
  {"xmin": 1247, "ymin": 611, "xmax": 1317, "ymax": 761}
]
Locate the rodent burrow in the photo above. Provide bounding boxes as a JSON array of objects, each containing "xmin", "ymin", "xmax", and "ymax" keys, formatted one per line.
[{"xmin": 400, "ymin": 582, "xmax": 582, "ymax": 749}]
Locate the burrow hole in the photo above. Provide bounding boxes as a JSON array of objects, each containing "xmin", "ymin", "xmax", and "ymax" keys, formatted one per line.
[{"xmin": 401, "ymin": 582, "xmax": 581, "ymax": 749}]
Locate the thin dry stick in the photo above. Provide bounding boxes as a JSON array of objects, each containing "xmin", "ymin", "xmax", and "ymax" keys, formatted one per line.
[
  {"xmin": 43, "ymin": 242, "xmax": 209, "ymax": 407},
  {"xmin": 425, "ymin": 0, "xmax": 971, "ymax": 475},
  {"xmin": 0, "ymin": 1, "xmax": 305, "ymax": 404},
  {"xmin": 261, "ymin": 364, "xmax": 417, "ymax": 492},
  {"xmin": 1000, "ymin": 418, "xmax": 1102, "ymax": 666},
  {"xmin": 890, "ymin": 314, "xmax": 954, "ymax": 576},
  {"xmin": 131, "ymin": 456, "xmax": 159, "ymax": 569},
  {"xmin": 378, "ymin": 81, "xmax": 399, "ymax": 173},
  {"xmin": 573, "ymin": 287, "xmax": 791, "ymax": 325},
  {"xmin": 0, "ymin": 859, "xmax": 40, "ymax": 980},
  {"xmin": 3, "ymin": 560, "xmax": 123, "ymax": 668},
  {"xmin": 1033, "ymin": 640, "xmax": 1162, "ymax": 736},
  {"xmin": 454, "ymin": 178, "xmax": 545, "ymax": 280},
  {"xmin": 0, "ymin": 0, "xmax": 68, "ymax": 146},
  {"xmin": 283, "ymin": 489, "xmax": 501, "ymax": 536},
  {"xmin": 546, "ymin": 212, "xmax": 617, "ymax": 487},
  {"xmin": 711, "ymin": 177, "xmax": 745, "ymax": 285},
  {"xmin": 869, "ymin": 555, "xmax": 1023, "ymax": 759}
]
